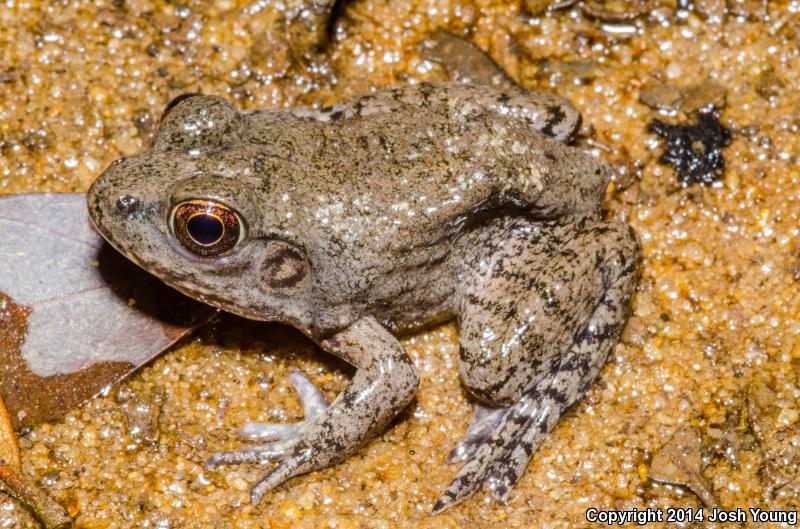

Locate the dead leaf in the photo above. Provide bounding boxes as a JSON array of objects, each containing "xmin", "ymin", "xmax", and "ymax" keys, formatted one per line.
[
  {"xmin": 706, "ymin": 410, "xmax": 743, "ymax": 468},
  {"xmin": 649, "ymin": 426, "xmax": 719, "ymax": 508},
  {"xmin": 0, "ymin": 193, "xmax": 214, "ymax": 427},
  {"xmin": 682, "ymin": 82, "xmax": 727, "ymax": 113},
  {"xmin": 640, "ymin": 82, "xmax": 684, "ymax": 111},
  {"xmin": 0, "ymin": 393, "xmax": 71, "ymax": 528},
  {"xmin": 746, "ymin": 381, "xmax": 800, "ymax": 500},
  {"xmin": 0, "ymin": 390, "xmax": 20, "ymax": 469},
  {"xmin": 580, "ymin": 0, "xmax": 653, "ymax": 22},
  {"xmin": 418, "ymin": 30, "xmax": 517, "ymax": 90}
]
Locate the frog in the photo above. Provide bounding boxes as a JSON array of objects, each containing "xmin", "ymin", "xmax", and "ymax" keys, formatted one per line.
[{"xmin": 86, "ymin": 80, "xmax": 640, "ymax": 513}]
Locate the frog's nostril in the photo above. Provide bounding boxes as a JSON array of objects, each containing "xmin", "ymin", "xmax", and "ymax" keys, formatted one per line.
[{"xmin": 116, "ymin": 194, "xmax": 140, "ymax": 216}]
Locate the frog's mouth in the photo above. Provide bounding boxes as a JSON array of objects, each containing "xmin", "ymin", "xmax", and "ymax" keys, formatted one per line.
[
  {"xmin": 87, "ymin": 184, "xmax": 181, "ymax": 289},
  {"xmin": 87, "ymin": 203, "xmax": 256, "ymax": 319}
]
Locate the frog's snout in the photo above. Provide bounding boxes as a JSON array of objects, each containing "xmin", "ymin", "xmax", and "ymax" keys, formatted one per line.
[{"xmin": 86, "ymin": 170, "xmax": 145, "ymax": 244}]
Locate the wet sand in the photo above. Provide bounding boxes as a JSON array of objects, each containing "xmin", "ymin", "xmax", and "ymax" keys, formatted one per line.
[{"xmin": 2, "ymin": 1, "xmax": 799, "ymax": 527}]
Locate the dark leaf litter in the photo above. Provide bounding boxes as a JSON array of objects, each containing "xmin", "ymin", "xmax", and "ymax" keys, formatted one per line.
[{"xmin": 650, "ymin": 111, "xmax": 732, "ymax": 186}]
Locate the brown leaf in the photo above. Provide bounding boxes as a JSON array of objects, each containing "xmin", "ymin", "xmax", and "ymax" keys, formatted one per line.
[
  {"xmin": 0, "ymin": 193, "xmax": 214, "ymax": 428},
  {"xmin": 580, "ymin": 0, "xmax": 652, "ymax": 22},
  {"xmin": 649, "ymin": 426, "xmax": 719, "ymax": 508},
  {"xmin": 682, "ymin": 82, "xmax": 727, "ymax": 113},
  {"xmin": 639, "ymin": 82, "xmax": 684, "ymax": 111},
  {"xmin": 0, "ymin": 393, "xmax": 71, "ymax": 528},
  {"xmin": 418, "ymin": 30, "xmax": 517, "ymax": 91},
  {"xmin": 0, "ymin": 392, "xmax": 20, "ymax": 469},
  {"xmin": 746, "ymin": 381, "xmax": 800, "ymax": 498}
]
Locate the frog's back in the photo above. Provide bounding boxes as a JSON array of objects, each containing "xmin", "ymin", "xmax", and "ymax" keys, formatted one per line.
[{"xmin": 245, "ymin": 83, "xmax": 609, "ymax": 255}]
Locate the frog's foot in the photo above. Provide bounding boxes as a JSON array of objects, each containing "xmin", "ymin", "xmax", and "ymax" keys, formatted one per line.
[
  {"xmin": 445, "ymin": 404, "xmax": 510, "ymax": 464},
  {"xmin": 206, "ymin": 317, "xmax": 419, "ymax": 506},
  {"xmin": 205, "ymin": 370, "xmax": 329, "ymax": 469},
  {"xmin": 237, "ymin": 370, "xmax": 329, "ymax": 443},
  {"xmin": 434, "ymin": 296, "xmax": 638, "ymax": 513},
  {"xmin": 435, "ymin": 319, "xmax": 623, "ymax": 514},
  {"xmin": 432, "ymin": 383, "xmax": 554, "ymax": 514}
]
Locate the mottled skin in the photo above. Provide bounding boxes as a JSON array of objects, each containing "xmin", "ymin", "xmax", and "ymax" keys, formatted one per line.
[{"xmin": 87, "ymin": 81, "xmax": 640, "ymax": 512}]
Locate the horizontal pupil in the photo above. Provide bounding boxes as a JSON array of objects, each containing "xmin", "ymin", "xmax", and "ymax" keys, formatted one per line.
[{"xmin": 186, "ymin": 213, "xmax": 224, "ymax": 245}]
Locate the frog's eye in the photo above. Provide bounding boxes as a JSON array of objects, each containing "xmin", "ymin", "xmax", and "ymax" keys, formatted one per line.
[{"xmin": 169, "ymin": 200, "xmax": 244, "ymax": 257}]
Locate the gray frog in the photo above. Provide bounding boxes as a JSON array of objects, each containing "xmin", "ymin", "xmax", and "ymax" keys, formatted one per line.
[{"xmin": 87, "ymin": 81, "xmax": 640, "ymax": 512}]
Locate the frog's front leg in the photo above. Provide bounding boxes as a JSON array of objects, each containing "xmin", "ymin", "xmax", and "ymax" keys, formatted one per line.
[
  {"xmin": 206, "ymin": 317, "xmax": 419, "ymax": 504},
  {"xmin": 434, "ymin": 219, "xmax": 639, "ymax": 513}
]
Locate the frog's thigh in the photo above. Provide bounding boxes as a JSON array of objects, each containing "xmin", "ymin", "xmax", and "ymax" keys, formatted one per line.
[{"xmin": 458, "ymin": 220, "xmax": 639, "ymax": 407}]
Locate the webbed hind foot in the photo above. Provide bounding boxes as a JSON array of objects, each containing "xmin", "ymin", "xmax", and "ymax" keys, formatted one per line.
[{"xmin": 433, "ymin": 383, "xmax": 556, "ymax": 514}]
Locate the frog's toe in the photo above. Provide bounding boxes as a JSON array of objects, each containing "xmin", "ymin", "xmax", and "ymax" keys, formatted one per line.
[
  {"xmin": 286, "ymin": 370, "xmax": 330, "ymax": 416},
  {"xmin": 203, "ymin": 370, "xmax": 331, "ymax": 504},
  {"xmin": 205, "ymin": 439, "xmax": 293, "ymax": 469},
  {"xmin": 205, "ymin": 439, "xmax": 320, "ymax": 505},
  {"xmin": 238, "ymin": 370, "xmax": 329, "ymax": 442},
  {"xmin": 206, "ymin": 371, "xmax": 329, "ymax": 469},
  {"xmin": 238, "ymin": 421, "xmax": 300, "ymax": 442},
  {"xmin": 445, "ymin": 404, "xmax": 508, "ymax": 464},
  {"xmin": 249, "ymin": 447, "xmax": 315, "ymax": 504},
  {"xmin": 433, "ymin": 395, "xmax": 548, "ymax": 514}
]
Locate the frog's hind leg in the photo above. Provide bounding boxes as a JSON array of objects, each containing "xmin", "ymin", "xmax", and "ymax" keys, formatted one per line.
[{"xmin": 433, "ymin": 220, "xmax": 639, "ymax": 513}]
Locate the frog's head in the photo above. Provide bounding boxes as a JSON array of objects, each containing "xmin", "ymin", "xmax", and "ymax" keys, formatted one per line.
[{"xmin": 88, "ymin": 94, "xmax": 313, "ymax": 328}]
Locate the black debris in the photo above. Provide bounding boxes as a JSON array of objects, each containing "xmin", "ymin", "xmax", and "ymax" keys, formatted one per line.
[{"xmin": 649, "ymin": 110, "xmax": 732, "ymax": 186}]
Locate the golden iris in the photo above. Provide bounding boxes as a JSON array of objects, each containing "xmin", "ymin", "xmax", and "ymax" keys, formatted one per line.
[{"xmin": 170, "ymin": 200, "xmax": 242, "ymax": 256}]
